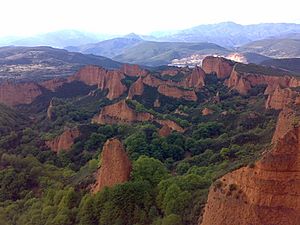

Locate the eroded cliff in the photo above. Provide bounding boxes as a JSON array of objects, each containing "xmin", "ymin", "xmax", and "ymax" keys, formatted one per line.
[
  {"xmin": 202, "ymin": 56, "xmax": 235, "ymax": 79},
  {"xmin": 92, "ymin": 100, "xmax": 154, "ymax": 124},
  {"xmin": 0, "ymin": 81, "xmax": 42, "ymax": 106},
  {"xmin": 92, "ymin": 138, "xmax": 131, "ymax": 193},
  {"xmin": 200, "ymin": 108, "xmax": 300, "ymax": 225},
  {"xmin": 45, "ymin": 127, "xmax": 80, "ymax": 153}
]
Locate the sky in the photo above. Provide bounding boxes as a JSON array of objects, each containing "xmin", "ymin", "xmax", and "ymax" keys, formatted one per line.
[{"xmin": 0, "ymin": 0, "xmax": 299, "ymax": 37}]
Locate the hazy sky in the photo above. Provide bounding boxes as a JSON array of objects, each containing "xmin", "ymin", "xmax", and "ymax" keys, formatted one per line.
[{"xmin": 1, "ymin": 0, "xmax": 299, "ymax": 36}]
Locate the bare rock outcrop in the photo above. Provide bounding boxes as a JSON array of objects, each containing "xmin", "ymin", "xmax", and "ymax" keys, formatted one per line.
[
  {"xmin": 154, "ymin": 99, "xmax": 161, "ymax": 108},
  {"xmin": 202, "ymin": 56, "xmax": 235, "ymax": 79},
  {"xmin": 40, "ymin": 78, "xmax": 65, "ymax": 91},
  {"xmin": 69, "ymin": 65, "xmax": 107, "ymax": 86},
  {"xmin": 0, "ymin": 81, "xmax": 42, "ymax": 106},
  {"xmin": 226, "ymin": 69, "xmax": 252, "ymax": 95},
  {"xmin": 266, "ymin": 86, "xmax": 300, "ymax": 110},
  {"xmin": 158, "ymin": 125, "xmax": 172, "ymax": 137},
  {"xmin": 157, "ymin": 120, "xmax": 184, "ymax": 137},
  {"xmin": 272, "ymin": 108, "xmax": 297, "ymax": 143},
  {"xmin": 69, "ymin": 65, "xmax": 127, "ymax": 100},
  {"xmin": 128, "ymin": 77, "xmax": 144, "ymax": 99},
  {"xmin": 200, "ymin": 108, "xmax": 300, "ymax": 225},
  {"xmin": 121, "ymin": 64, "xmax": 148, "ymax": 77},
  {"xmin": 103, "ymin": 70, "xmax": 127, "ymax": 100},
  {"xmin": 142, "ymin": 74, "xmax": 167, "ymax": 87},
  {"xmin": 226, "ymin": 66, "xmax": 300, "ymax": 95},
  {"xmin": 45, "ymin": 127, "xmax": 80, "ymax": 153},
  {"xmin": 180, "ymin": 66, "xmax": 205, "ymax": 90},
  {"xmin": 92, "ymin": 138, "xmax": 131, "ymax": 193},
  {"xmin": 47, "ymin": 99, "xmax": 55, "ymax": 120},
  {"xmin": 92, "ymin": 100, "xmax": 154, "ymax": 124},
  {"xmin": 157, "ymin": 85, "xmax": 197, "ymax": 101},
  {"xmin": 156, "ymin": 119, "xmax": 184, "ymax": 132},
  {"xmin": 202, "ymin": 108, "xmax": 214, "ymax": 116}
]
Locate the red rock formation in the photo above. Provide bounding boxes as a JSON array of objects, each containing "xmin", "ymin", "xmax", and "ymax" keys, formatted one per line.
[
  {"xmin": 158, "ymin": 125, "xmax": 172, "ymax": 137},
  {"xmin": 70, "ymin": 65, "xmax": 127, "ymax": 100},
  {"xmin": 213, "ymin": 91, "xmax": 220, "ymax": 103},
  {"xmin": 69, "ymin": 65, "xmax": 107, "ymax": 86},
  {"xmin": 272, "ymin": 108, "xmax": 296, "ymax": 143},
  {"xmin": 161, "ymin": 68, "xmax": 180, "ymax": 76},
  {"xmin": 200, "ymin": 108, "xmax": 300, "ymax": 225},
  {"xmin": 265, "ymin": 86, "xmax": 300, "ymax": 110},
  {"xmin": 103, "ymin": 70, "xmax": 127, "ymax": 100},
  {"xmin": 45, "ymin": 127, "xmax": 80, "ymax": 153},
  {"xmin": 202, "ymin": 56, "xmax": 235, "ymax": 79},
  {"xmin": 92, "ymin": 138, "xmax": 131, "ymax": 193},
  {"xmin": 40, "ymin": 78, "xmax": 66, "ymax": 91},
  {"xmin": 0, "ymin": 81, "xmax": 42, "ymax": 106},
  {"xmin": 226, "ymin": 66, "xmax": 300, "ymax": 95},
  {"xmin": 154, "ymin": 99, "xmax": 161, "ymax": 108},
  {"xmin": 180, "ymin": 66, "xmax": 205, "ymax": 90},
  {"xmin": 142, "ymin": 74, "xmax": 167, "ymax": 87},
  {"xmin": 202, "ymin": 108, "xmax": 214, "ymax": 116},
  {"xmin": 92, "ymin": 100, "xmax": 153, "ymax": 124},
  {"xmin": 226, "ymin": 69, "xmax": 252, "ymax": 95},
  {"xmin": 128, "ymin": 77, "xmax": 144, "ymax": 99},
  {"xmin": 157, "ymin": 85, "xmax": 197, "ymax": 101},
  {"xmin": 47, "ymin": 99, "xmax": 55, "ymax": 120},
  {"xmin": 156, "ymin": 119, "xmax": 185, "ymax": 133},
  {"xmin": 121, "ymin": 64, "xmax": 148, "ymax": 77}
]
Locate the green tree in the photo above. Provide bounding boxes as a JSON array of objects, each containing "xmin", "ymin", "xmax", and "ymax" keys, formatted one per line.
[
  {"xmin": 132, "ymin": 156, "xmax": 169, "ymax": 186},
  {"xmin": 161, "ymin": 214, "xmax": 182, "ymax": 225}
]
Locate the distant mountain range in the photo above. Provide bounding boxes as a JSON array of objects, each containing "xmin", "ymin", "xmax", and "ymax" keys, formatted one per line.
[
  {"xmin": 160, "ymin": 22, "xmax": 300, "ymax": 47},
  {"xmin": 65, "ymin": 33, "xmax": 144, "ymax": 58},
  {"xmin": 112, "ymin": 41, "xmax": 229, "ymax": 66},
  {"xmin": 0, "ymin": 30, "xmax": 116, "ymax": 48},
  {"xmin": 1, "ymin": 22, "xmax": 300, "ymax": 67},
  {"xmin": 2, "ymin": 22, "xmax": 300, "ymax": 48}
]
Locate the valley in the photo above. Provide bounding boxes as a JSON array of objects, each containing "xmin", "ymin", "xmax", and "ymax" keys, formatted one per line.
[{"xmin": 0, "ymin": 53, "xmax": 300, "ymax": 224}]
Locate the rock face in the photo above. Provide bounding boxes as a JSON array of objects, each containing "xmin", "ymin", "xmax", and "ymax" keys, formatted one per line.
[
  {"xmin": 202, "ymin": 56, "xmax": 235, "ymax": 79},
  {"xmin": 180, "ymin": 66, "xmax": 205, "ymax": 90},
  {"xmin": 70, "ymin": 65, "xmax": 127, "ymax": 100},
  {"xmin": 102, "ymin": 70, "xmax": 127, "ymax": 100},
  {"xmin": 121, "ymin": 64, "xmax": 148, "ymax": 77},
  {"xmin": 45, "ymin": 128, "xmax": 80, "ymax": 153},
  {"xmin": 92, "ymin": 100, "xmax": 153, "ymax": 124},
  {"xmin": 226, "ymin": 66, "xmax": 300, "ymax": 95},
  {"xmin": 156, "ymin": 119, "xmax": 184, "ymax": 133},
  {"xmin": 158, "ymin": 125, "xmax": 172, "ymax": 137},
  {"xmin": 128, "ymin": 77, "xmax": 144, "ymax": 99},
  {"xmin": 226, "ymin": 69, "xmax": 252, "ymax": 95},
  {"xmin": 157, "ymin": 85, "xmax": 197, "ymax": 101},
  {"xmin": 157, "ymin": 120, "xmax": 184, "ymax": 137},
  {"xmin": 202, "ymin": 108, "xmax": 214, "ymax": 116},
  {"xmin": 200, "ymin": 108, "xmax": 300, "ymax": 225},
  {"xmin": 154, "ymin": 99, "xmax": 161, "ymax": 108},
  {"xmin": 265, "ymin": 86, "xmax": 300, "ymax": 110},
  {"xmin": 92, "ymin": 138, "xmax": 131, "ymax": 193},
  {"xmin": 142, "ymin": 74, "xmax": 167, "ymax": 88},
  {"xmin": 47, "ymin": 99, "xmax": 55, "ymax": 120},
  {"xmin": 40, "ymin": 78, "xmax": 65, "ymax": 91},
  {"xmin": 0, "ymin": 81, "xmax": 42, "ymax": 106},
  {"xmin": 70, "ymin": 65, "xmax": 107, "ymax": 86},
  {"xmin": 272, "ymin": 108, "xmax": 296, "ymax": 143}
]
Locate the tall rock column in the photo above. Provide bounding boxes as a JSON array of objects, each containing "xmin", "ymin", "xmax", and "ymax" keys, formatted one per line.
[{"xmin": 92, "ymin": 138, "xmax": 132, "ymax": 193}]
